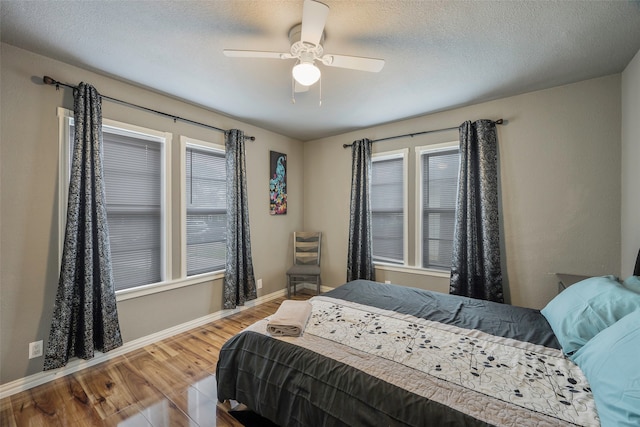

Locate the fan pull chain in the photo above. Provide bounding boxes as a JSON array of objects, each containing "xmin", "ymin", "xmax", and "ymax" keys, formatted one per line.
[
  {"xmin": 290, "ymin": 75, "xmax": 324, "ymax": 106},
  {"xmin": 291, "ymin": 76, "xmax": 296, "ymax": 104}
]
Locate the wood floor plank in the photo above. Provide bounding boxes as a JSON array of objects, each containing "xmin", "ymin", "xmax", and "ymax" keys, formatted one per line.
[
  {"xmin": 0, "ymin": 395, "xmax": 17, "ymax": 427},
  {"xmin": 124, "ymin": 346, "xmax": 196, "ymax": 396},
  {"xmin": 74, "ymin": 359, "xmax": 146, "ymax": 420},
  {"xmin": 160, "ymin": 338, "xmax": 219, "ymax": 376},
  {"xmin": 167, "ymin": 384, "xmax": 242, "ymax": 427},
  {"xmin": 10, "ymin": 376, "xmax": 103, "ymax": 426},
  {"xmin": 137, "ymin": 397, "xmax": 197, "ymax": 427},
  {"xmin": 95, "ymin": 404, "xmax": 152, "ymax": 427},
  {"xmin": 172, "ymin": 331, "xmax": 221, "ymax": 367},
  {"xmin": 4, "ymin": 291, "xmax": 313, "ymax": 426},
  {"xmin": 112, "ymin": 358, "xmax": 172, "ymax": 408}
]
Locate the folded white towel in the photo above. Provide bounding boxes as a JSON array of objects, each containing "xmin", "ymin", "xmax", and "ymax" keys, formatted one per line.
[{"xmin": 267, "ymin": 300, "xmax": 313, "ymax": 337}]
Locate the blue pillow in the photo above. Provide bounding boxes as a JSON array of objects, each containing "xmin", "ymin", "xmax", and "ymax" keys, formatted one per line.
[
  {"xmin": 541, "ymin": 275, "xmax": 640, "ymax": 356},
  {"xmin": 572, "ymin": 310, "xmax": 640, "ymax": 427},
  {"xmin": 622, "ymin": 275, "xmax": 640, "ymax": 293}
]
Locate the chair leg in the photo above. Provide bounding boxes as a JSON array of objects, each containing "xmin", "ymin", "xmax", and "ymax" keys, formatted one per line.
[
  {"xmin": 316, "ymin": 276, "xmax": 321, "ymax": 295},
  {"xmin": 286, "ymin": 275, "xmax": 291, "ymax": 299}
]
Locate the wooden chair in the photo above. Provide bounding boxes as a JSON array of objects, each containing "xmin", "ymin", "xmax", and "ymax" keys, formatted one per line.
[{"xmin": 286, "ymin": 232, "xmax": 321, "ymax": 298}]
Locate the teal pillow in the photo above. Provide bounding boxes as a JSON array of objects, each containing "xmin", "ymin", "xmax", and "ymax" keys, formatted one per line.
[
  {"xmin": 541, "ymin": 275, "xmax": 640, "ymax": 356},
  {"xmin": 622, "ymin": 275, "xmax": 640, "ymax": 293},
  {"xmin": 572, "ymin": 310, "xmax": 640, "ymax": 427}
]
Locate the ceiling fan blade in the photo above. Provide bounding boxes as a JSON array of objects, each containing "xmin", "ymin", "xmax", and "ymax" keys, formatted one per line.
[
  {"xmin": 322, "ymin": 54, "xmax": 385, "ymax": 72},
  {"xmin": 294, "ymin": 82, "xmax": 310, "ymax": 93},
  {"xmin": 223, "ymin": 49, "xmax": 289, "ymax": 59},
  {"xmin": 301, "ymin": 0, "xmax": 329, "ymax": 46}
]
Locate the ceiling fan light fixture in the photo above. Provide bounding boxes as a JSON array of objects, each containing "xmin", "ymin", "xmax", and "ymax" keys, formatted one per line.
[{"xmin": 292, "ymin": 61, "xmax": 321, "ymax": 86}]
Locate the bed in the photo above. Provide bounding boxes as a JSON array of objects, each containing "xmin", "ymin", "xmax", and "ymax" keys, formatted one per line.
[{"xmin": 216, "ymin": 278, "xmax": 640, "ymax": 427}]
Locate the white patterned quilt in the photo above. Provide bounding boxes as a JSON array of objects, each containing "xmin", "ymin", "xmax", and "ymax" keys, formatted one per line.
[{"xmin": 251, "ymin": 296, "xmax": 600, "ymax": 426}]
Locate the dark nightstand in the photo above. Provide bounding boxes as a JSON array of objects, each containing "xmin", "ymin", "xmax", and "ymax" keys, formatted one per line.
[{"xmin": 556, "ymin": 273, "xmax": 591, "ymax": 293}]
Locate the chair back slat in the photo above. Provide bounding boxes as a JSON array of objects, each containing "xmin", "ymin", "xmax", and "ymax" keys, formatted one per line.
[
  {"xmin": 295, "ymin": 231, "xmax": 320, "ymax": 241},
  {"xmin": 293, "ymin": 231, "xmax": 321, "ymax": 266},
  {"xmin": 295, "ymin": 241, "xmax": 318, "ymax": 251}
]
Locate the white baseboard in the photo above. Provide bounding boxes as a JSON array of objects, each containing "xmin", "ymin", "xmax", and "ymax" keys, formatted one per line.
[{"xmin": 0, "ymin": 287, "xmax": 292, "ymax": 400}]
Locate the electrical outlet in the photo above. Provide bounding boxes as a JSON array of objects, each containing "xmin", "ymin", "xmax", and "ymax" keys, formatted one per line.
[
  {"xmin": 29, "ymin": 340, "xmax": 43, "ymax": 359},
  {"xmin": 257, "ymin": 278, "xmax": 263, "ymax": 289},
  {"xmin": 384, "ymin": 280, "xmax": 391, "ymax": 284}
]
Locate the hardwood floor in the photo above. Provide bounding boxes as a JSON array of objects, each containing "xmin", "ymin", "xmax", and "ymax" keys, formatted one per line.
[{"xmin": 0, "ymin": 292, "xmax": 313, "ymax": 426}]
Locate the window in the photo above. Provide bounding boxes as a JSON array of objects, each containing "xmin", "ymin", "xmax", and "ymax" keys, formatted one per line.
[
  {"xmin": 417, "ymin": 143, "xmax": 459, "ymax": 270},
  {"xmin": 371, "ymin": 149, "xmax": 408, "ymax": 265},
  {"xmin": 59, "ymin": 108, "xmax": 171, "ymax": 292},
  {"xmin": 182, "ymin": 137, "xmax": 226, "ymax": 276}
]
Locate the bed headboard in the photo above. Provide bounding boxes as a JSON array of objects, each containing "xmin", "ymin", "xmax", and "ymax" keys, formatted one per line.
[{"xmin": 634, "ymin": 248, "xmax": 640, "ymax": 276}]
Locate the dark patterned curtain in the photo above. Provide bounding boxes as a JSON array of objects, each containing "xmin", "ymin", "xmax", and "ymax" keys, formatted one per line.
[
  {"xmin": 44, "ymin": 83, "xmax": 122, "ymax": 370},
  {"xmin": 347, "ymin": 139, "xmax": 375, "ymax": 282},
  {"xmin": 450, "ymin": 120, "xmax": 504, "ymax": 303},
  {"xmin": 223, "ymin": 129, "xmax": 257, "ymax": 309}
]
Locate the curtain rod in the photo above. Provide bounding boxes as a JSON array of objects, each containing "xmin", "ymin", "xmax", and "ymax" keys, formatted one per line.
[
  {"xmin": 342, "ymin": 119, "xmax": 504, "ymax": 148},
  {"xmin": 42, "ymin": 76, "xmax": 256, "ymax": 141}
]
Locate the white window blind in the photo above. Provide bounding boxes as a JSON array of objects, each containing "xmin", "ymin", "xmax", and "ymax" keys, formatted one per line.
[
  {"xmin": 185, "ymin": 146, "xmax": 226, "ymax": 276},
  {"xmin": 371, "ymin": 155, "xmax": 404, "ymax": 264},
  {"xmin": 69, "ymin": 124, "xmax": 165, "ymax": 291},
  {"xmin": 421, "ymin": 148, "xmax": 459, "ymax": 269}
]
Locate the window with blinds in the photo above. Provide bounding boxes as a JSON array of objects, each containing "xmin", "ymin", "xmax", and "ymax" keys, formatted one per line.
[
  {"xmin": 371, "ymin": 152, "xmax": 406, "ymax": 265},
  {"xmin": 68, "ymin": 123, "xmax": 166, "ymax": 292},
  {"xmin": 185, "ymin": 145, "xmax": 226, "ymax": 276},
  {"xmin": 420, "ymin": 146, "xmax": 459, "ymax": 270}
]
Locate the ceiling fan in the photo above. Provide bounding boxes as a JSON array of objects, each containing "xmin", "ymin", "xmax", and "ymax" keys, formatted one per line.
[{"xmin": 223, "ymin": 0, "xmax": 385, "ymax": 95}]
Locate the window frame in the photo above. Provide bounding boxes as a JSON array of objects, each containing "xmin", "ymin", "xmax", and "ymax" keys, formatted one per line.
[
  {"xmin": 415, "ymin": 141, "xmax": 460, "ymax": 272},
  {"xmin": 179, "ymin": 135, "xmax": 227, "ymax": 280},
  {"xmin": 370, "ymin": 148, "xmax": 409, "ymax": 267},
  {"xmin": 57, "ymin": 107, "xmax": 173, "ymax": 299}
]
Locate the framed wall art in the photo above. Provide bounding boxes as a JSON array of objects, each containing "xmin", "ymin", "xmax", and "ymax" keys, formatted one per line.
[{"xmin": 269, "ymin": 151, "xmax": 287, "ymax": 215}]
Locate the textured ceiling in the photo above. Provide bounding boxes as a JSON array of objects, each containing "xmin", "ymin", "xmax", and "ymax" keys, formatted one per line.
[{"xmin": 2, "ymin": 0, "xmax": 640, "ymax": 141}]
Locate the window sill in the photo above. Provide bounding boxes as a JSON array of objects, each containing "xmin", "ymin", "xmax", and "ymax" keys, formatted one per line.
[
  {"xmin": 374, "ymin": 263, "xmax": 450, "ymax": 278},
  {"xmin": 115, "ymin": 271, "xmax": 225, "ymax": 302}
]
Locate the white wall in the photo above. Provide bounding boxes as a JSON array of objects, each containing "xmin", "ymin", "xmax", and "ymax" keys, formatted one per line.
[
  {"xmin": 621, "ymin": 48, "xmax": 640, "ymax": 275},
  {"xmin": 304, "ymin": 75, "xmax": 622, "ymax": 310},
  {"xmin": 0, "ymin": 44, "xmax": 304, "ymax": 384}
]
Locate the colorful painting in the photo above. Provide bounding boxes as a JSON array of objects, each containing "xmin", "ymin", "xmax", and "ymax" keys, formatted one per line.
[{"xmin": 269, "ymin": 151, "xmax": 287, "ymax": 215}]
